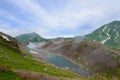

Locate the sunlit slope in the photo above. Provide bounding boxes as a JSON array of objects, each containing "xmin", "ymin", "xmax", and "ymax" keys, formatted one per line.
[{"xmin": 0, "ymin": 32, "xmax": 80, "ymax": 80}]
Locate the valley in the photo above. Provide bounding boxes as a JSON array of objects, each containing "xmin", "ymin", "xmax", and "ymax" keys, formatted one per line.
[
  {"xmin": 1, "ymin": 0, "xmax": 120, "ymax": 79},
  {"xmin": 1, "ymin": 21, "xmax": 120, "ymax": 80}
]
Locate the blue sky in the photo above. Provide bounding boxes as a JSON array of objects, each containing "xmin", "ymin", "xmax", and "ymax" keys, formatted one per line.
[{"xmin": 0, "ymin": 0, "xmax": 120, "ymax": 38}]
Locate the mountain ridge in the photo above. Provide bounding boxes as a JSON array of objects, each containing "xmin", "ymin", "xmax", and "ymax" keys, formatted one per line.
[
  {"xmin": 15, "ymin": 32, "xmax": 49, "ymax": 45},
  {"xmin": 16, "ymin": 21, "xmax": 120, "ymax": 49},
  {"xmin": 85, "ymin": 21, "xmax": 120, "ymax": 48}
]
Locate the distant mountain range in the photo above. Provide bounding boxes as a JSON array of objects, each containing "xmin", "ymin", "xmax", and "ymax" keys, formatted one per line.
[
  {"xmin": 16, "ymin": 21, "xmax": 120, "ymax": 49},
  {"xmin": 15, "ymin": 32, "xmax": 49, "ymax": 45}
]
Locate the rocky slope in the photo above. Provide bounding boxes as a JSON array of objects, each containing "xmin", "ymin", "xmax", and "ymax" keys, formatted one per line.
[{"xmin": 31, "ymin": 39, "xmax": 120, "ymax": 79}]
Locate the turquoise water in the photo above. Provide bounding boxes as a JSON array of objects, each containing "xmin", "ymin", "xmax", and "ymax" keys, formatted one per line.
[{"xmin": 46, "ymin": 53, "xmax": 91, "ymax": 77}]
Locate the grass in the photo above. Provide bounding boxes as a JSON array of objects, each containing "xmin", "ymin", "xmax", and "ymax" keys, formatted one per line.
[
  {"xmin": 0, "ymin": 43, "xmax": 80, "ymax": 78},
  {"xmin": 0, "ymin": 70, "xmax": 22, "ymax": 80},
  {"xmin": 0, "ymin": 38, "xmax": 120, "ymax": 80},
  {"xmin": 0, "ymin": 37, "xmax": 81, "ymax": 79}
]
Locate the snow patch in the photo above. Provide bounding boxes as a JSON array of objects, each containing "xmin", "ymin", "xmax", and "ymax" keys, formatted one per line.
[
  {"xmin": 114, "ymin": 32, "xmax": 119, "ymax": 40},
  {"xmin": 117, "ymin": 32, "xmax": 119, "ymax": 37},
  {"xmin": 102, "ymin": 39, "xmax": 107, "ymax": 44},
  {"xmin": 101, "ymin": 32, "xmax": 110, "ymax": 44},
  {"xmin": 113, "ymin": 29, "xmax": 116, "ymax": 32},
  {"xmin": 106, "ymin": 33, "xmax": 110, "ymax": 39},
  {"xmin": 30, "ymin": 50, "xmax": 38, "ymax": 54},
  {"xmin": 107, "ymin": 28, "xmax": 110, "ymax": 33},
  {"xmin": 102, "ymin": 26, "xmax": 107, "ymax": 32},
  {"xmin": 0, "ymin": 35, "xmax": 10, "ymax": 41},
  {"xmin": 115, "ymin": 36, "xmax": 118, "ymax": 39}
]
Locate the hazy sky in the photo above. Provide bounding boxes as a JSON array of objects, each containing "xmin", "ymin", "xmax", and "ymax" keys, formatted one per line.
[{"xmin": 0, "ymin": 0, "xmax": 120, "ymax": 38}]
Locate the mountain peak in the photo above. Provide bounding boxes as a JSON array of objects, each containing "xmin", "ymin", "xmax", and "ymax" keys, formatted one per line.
[
  {"xmin": 15, "ymin": 32, "xmax": 49, "ymax": 45},
  {"xmin": 30, "ymin": 32, "xmax": 39, "ymax": 35},
  {"xmin": 19, "ymin": 32, "xmax": 39, "ymax": 37},
  {"xmin": 110, "ymin": 20, "xmax": 120, "ymax": 24},
  {"xmin": 85, "ymin": 21, "xmax": 120, "ymax": 48}
]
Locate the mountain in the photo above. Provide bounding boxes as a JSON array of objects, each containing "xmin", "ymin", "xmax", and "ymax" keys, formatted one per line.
[
  {"xmin": 30, "ymin": 39, "xmax": 120, "ymax": 79},
  {"xmin": 0, "ymin": 32, "xmax": 82, "ymax": 80},
  {"xmin": 85, "ymin": 21, "xmax": 120, "ymax": 48},
  {"xmin": 15, "ymin": 32, "xmax": 49, "ymax": 45},
  {"xmin": 4, "ymin": 20, "xmax": 120, "ymax": 80}
]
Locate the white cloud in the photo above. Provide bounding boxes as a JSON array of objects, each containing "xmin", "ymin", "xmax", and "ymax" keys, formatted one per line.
[
  {"xmin": 11, "ymin": 0, "xmax": 120, "ymax": 28},
  {"xmin": 9, "ymin": 0, "xmax": 60, "ymax": 27},
  {"xmin": 0, "ymin": 20, "xmax": 19, "ymax": 36},
  {"xmin": 1, "ymin": 0, "xmax": 120, "ymax": 37},
  {"xmin": 0, "ymin": 8, "xmax": 36, "ymax": 28},
  {"xmin": 8, "ymin": 0, "xmax": 105, "ymax": 29}
]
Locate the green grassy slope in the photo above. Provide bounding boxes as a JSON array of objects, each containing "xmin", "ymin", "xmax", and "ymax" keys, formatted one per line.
[
  {"xmin": 0, "ymin": 35, "xmax": 82, "ymax": 80},
  {"xmin": 0, "ymin": 69, "xmax": 23, "ymax": 80}
]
